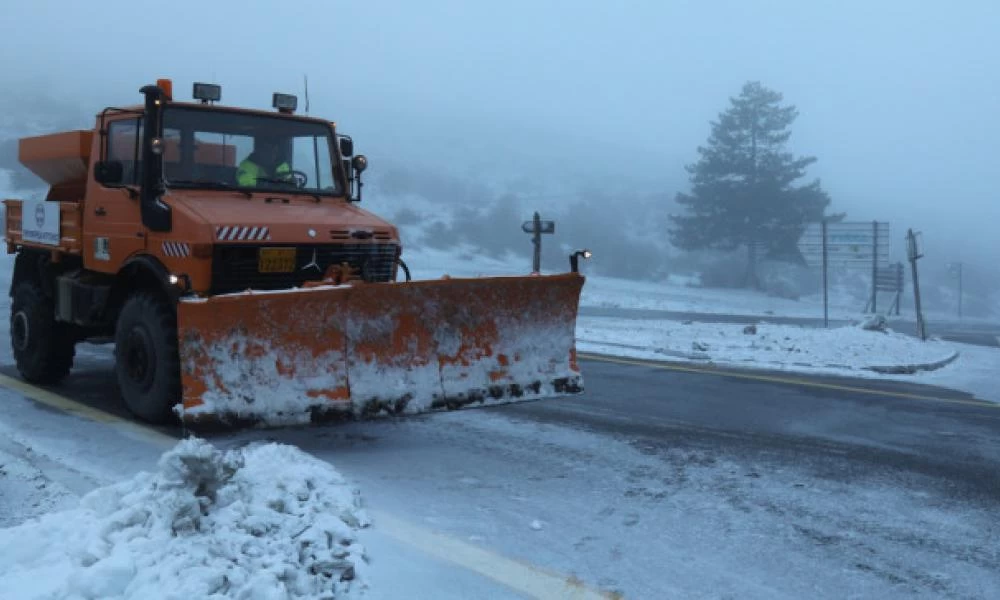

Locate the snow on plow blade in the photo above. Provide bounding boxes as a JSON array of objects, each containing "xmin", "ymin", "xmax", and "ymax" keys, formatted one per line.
[{"xmin": 175, "ymin": 274, "xmax": 584, "ymax": 426}]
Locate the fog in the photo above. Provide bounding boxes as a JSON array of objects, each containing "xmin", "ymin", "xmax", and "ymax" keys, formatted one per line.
[{"xmin": 1, "ymin": 0, "xmax": 998, "ymax": 308}]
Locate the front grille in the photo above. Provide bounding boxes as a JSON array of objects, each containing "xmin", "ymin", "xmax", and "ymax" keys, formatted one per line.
[
  {"xmin": 211, "ymin": 243, "xmax": 399, "ymax": 294},
  {"xmin": 329, "ymin": 228, "xmax": 393, "ymax": 241}
]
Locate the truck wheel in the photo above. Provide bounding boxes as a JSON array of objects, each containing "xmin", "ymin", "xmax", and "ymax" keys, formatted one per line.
[
  {"xmin": 114, "ymin": 291, "xmax": 181, "ymax": 424},
  {"xmin": 10, "ymin": 281, "xmax": 75, "ymax": 383}
]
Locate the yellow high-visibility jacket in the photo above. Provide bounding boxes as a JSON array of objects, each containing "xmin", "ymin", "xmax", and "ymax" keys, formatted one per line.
[{"xmin": 236, "ymin": 159, "xmax": 291, "ymax": 186}]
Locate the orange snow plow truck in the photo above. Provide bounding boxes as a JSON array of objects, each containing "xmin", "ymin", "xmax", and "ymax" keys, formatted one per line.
[{"xmin": 3, "ymin": 79, "xmax": 585, "ymax": 426}]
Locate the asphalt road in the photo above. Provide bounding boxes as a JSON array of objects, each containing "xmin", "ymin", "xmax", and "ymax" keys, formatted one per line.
[
  {"xmin": 580, "ymin": 305, "xmax": 1000, "ymax": 347},
  {"xmin": 547, "ymin": 355, "xmax": 1000, "ymax": 499},
  {"xmin": 3, "ymin": 349, "xmax": 999, "ymax": 598}
]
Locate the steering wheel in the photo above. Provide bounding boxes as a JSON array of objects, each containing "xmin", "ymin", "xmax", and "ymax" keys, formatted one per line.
[{"xmin": 289, "ymin": 170, "xmax": 309, "ymax": 188}]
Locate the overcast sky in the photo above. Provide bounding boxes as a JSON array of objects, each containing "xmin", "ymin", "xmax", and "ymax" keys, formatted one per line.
[{"xmin": 2, "ymin": 0, "xmax": 998, "ymax": 268}]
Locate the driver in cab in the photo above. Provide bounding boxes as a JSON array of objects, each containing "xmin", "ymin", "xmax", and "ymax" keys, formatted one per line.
[{"xmin": 236, "ymin": 136, "xmax": 293, "ymax": 187}]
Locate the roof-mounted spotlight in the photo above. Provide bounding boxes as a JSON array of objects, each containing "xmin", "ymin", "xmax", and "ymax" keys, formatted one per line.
[
  {"xmin": 272, "ymin": 93, "xmax": 298, "ymax": 114},
  {"xmin": 192, "ymin": 82, "xmax": 221, "ymax": 104}
]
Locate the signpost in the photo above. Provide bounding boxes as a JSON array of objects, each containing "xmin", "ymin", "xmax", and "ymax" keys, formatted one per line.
[
  {"xmin": 797, "ymin": 220, "xmax": 891, "ymax": 326},
  {"xmin": 797, "ymin": 221, "xmax": 890, "ymax": 268},
  {"xmin": 872, "ymin": 262, "xmax": 905, "ymax": 316},
  {"xmin": 522, "ymin": 212, "xmax": 555, "ymax": 273}
]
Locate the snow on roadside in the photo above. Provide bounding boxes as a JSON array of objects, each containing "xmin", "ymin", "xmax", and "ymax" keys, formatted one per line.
[
  {"xmin": 577, "ymin": 315, "xmax": 1000, "ymax": 403},
  {"xmin": 578, "ymin": 316, "xmax": 958, "ymax": 374},
  {"xmin": 896, "ymin": 343, "xmax": 1000, "ymax": 405},
  {"xmin": 402, "ymin": 244, "xmax": 526, "ymax": 280},
  {"xmin": 0, "ymin": 438, "xmax": 371, "ymax": 600},
  {"xmin": 579, "ymin": 272, "xmax": 866, "ymax": 320},
  {"xmin": 0, "ymin": 446, "xmax": 77, "ymax": 528}
]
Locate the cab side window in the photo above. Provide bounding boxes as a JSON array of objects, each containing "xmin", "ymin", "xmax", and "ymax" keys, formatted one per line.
[{"xmin": 107, "ymin": 119, "xmax": 143, "ymax": 184}]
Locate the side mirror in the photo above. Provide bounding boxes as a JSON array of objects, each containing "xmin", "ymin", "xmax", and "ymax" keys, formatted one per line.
[
  {"xmin": 94, "ymin": 160, "xmax": 124, "ymax": 186},
  {"xmin": 352, "ymin": 155, "xmax": 368, "ymax": 173},
  {"xmin": 342, "ymin": 157, "xmax": 353, "ymax": 181},
  {"xmin": 339, "ymin": 137, "xmax": 354, "ymax": 157}
]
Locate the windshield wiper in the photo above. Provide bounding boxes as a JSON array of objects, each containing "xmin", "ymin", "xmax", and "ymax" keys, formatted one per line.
[
  {"xmin": 254, "ymin": 178, "xmax": 323, "ymax": 202},
  {"xmin": 168, "ymin": 179, "xmax": 252, "ymax": 198}
]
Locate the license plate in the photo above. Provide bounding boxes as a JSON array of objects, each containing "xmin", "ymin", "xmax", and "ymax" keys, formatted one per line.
[{"xmin": 258, "ymin": 247, "xmax": 297, "ymax": 273}]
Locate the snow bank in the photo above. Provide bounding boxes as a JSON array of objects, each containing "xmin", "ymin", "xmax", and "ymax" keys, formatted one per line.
[
  {"xmin": 577, "ymin": 316, "xmax": 959, "ymax": 374},
  {"xmin": 0, "ymin": 438, "xmax": 370, "ymax": 600},
  {"xmin": 579, "ymin": 273, "xmax": 867, "ymax": 321}
]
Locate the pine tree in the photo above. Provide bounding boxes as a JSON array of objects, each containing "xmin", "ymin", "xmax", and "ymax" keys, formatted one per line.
[{"xmin": 669, "ymin": 81, "xmax": 833, "ymax": 287}]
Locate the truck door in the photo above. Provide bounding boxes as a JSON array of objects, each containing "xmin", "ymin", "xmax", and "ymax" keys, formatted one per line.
[{"xmin": 82, "ymin": 117, "xmax": 147, "ymax": 272}]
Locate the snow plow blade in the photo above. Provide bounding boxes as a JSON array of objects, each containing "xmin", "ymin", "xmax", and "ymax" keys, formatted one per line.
[{"xmin": 175, "ymin": 273, "xmax": 584, "ymax": 427}]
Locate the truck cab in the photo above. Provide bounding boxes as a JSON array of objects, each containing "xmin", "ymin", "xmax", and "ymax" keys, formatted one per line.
[{"xmin": 4, "ymin": 79, "xmax": 401, "ymax": 421}]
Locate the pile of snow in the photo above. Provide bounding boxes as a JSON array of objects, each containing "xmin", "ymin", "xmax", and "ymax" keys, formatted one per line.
[
  {"xmin": 0, "ymin": 438, "xmax": 370, "ymax": 599},
  {"xmin": 577, "ymin": 316, "xmax": 959, "ymax": 373}
]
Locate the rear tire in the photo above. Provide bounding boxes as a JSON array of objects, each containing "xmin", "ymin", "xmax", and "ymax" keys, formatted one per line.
[
  {"xmin": 10, "ymin": 281, "xmax": 75, "ymax": 383},
  {"xmin": 114, "ymin": 291, "xmax": 181, "ymax": 424}
]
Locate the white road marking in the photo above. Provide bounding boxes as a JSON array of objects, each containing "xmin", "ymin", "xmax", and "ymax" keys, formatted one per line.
[{"xmin": 0, "ymin": 373, "xmax": 614, "ymax": 600}]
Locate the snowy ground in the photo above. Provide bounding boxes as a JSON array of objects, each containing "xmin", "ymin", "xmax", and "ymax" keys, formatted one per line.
[
  {"xmin": 578, "ymin": 317, "xmax": 958, "ymax": 372},
  {"xmin": 577, "ymin": 317, "xmax": 999, "ymax": 404},
  {"xmin": 0, "ymin": 439, "xmax": 79, "ymax": 528}
]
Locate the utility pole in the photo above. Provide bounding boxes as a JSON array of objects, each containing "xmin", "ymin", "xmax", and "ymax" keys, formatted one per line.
[
  {"xmin": 907, "ymin": 229, "xmax": 926, "ymax": 340},
  {"xmin": 822, "ymin": 219, "xmax": 829, "ymax": 328},
  {"xmin": 870, "ymin": 220, "xmax": 878, "ymax": 314}
]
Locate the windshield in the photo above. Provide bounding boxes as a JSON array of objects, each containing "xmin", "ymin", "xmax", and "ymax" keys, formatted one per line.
[{"xmin": 161, "ymin": 107, "xmax": 343, "ymax": 197}]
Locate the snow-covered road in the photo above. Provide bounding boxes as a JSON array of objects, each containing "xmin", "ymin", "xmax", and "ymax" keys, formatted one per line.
[
  {"xmin": 3, "ymin": 353, "xmax": 999, "ymax": 599},
  {"xmin": 0, "ymin": 397, "xmax": 533, "ymax": 600}
]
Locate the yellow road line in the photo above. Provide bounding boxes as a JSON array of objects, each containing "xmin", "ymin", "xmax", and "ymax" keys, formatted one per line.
[
  {"xmin": 0, "ymin": 373, "xmax": 180, "ymax": 446},
  {"xmin": 0, "ymin": 373, "xmax": 615, "ymax": 600},
  {"xmin": 372, "ymin": 510, "xmax": 615, "ymax": 599},
  {"xmin": 578, "ymin": 352, "xmax": 999, "ymax": 410}
]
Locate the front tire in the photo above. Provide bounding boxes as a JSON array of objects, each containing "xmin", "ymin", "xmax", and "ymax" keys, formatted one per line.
[
  {"xmin": 114, "ymin": 291, "xmax": 181, "ymax": 424},
  {"xmin": 10, "ymin": 281, "xmax": 75, "ymax": 383}
]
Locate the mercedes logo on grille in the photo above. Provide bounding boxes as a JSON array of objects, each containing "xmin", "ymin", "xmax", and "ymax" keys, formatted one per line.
[{"xmin": 301, "ymin": 248, "xmax": 321, "ymax": 272}]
